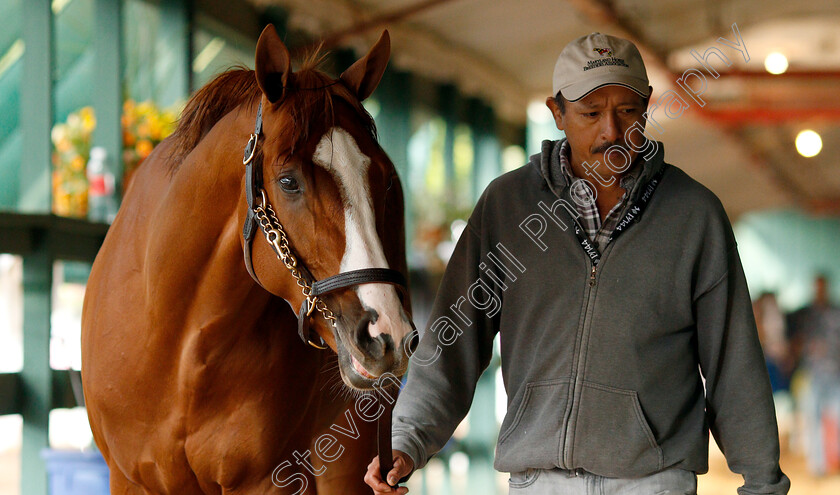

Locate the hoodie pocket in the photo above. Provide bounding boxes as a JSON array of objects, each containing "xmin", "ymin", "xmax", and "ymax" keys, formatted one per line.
[
  {"xmin": 573, "ymin": 382, "xmax": 663, "ymax": 477},
  {"xmin": 495, "ymin": 378, "xmax": 570, "ymax": 472}
]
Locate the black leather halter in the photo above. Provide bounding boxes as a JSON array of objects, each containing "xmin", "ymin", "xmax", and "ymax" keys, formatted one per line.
[{"xmin": 242, "ymin": 101, "xmax": 408, "ymax": 349}]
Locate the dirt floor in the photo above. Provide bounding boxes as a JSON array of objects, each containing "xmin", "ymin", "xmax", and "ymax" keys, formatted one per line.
[
  {"xmin": 698, "ymin": 441, "xmax": 840, "ymax": 495},
  {"xmin": 0, "ymin": 448, "xmax": 19, "ymax": 495}
]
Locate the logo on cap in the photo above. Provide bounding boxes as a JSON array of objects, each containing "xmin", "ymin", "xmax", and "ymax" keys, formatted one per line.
[{"xmin": 593, "ymin": 47, "xmax": 613, "ymax": 57}]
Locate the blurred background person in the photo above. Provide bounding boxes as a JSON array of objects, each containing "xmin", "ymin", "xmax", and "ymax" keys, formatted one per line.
[
  {"xmin": 788, "ymin": 274, "xmax": 840, "ymax": 475},
  {"xmin": 754, "ymin": 291, "xmax": 795, "ymax": 451}
]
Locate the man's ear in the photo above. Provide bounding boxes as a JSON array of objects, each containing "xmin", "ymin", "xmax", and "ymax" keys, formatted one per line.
[
  {"xmin": 546, "ymin": 96, "xmax": 565, "ymax": 131},
  {"xmin": 255, "ymin": 24, "xmax": 292, "ymax": 104},
  {"xmin": 340, "ymin": 30, "xmax": 390, "ymax": 101},
  {"xmin": 643, "ymin": 85, "xmax": 653, "ymax": 109}
]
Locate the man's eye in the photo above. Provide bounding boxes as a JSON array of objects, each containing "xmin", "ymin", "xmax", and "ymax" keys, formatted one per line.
[
  {"xmin": 584, "ymin": 112, "xmax": 599, "ymax": 118},
  {"xmin": 278, "ymin": 176, "xmax": 300, "ymax": 193}
]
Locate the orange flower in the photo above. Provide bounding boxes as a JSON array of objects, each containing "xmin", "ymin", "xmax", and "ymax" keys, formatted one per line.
[
  {"xmin": 57, "ymin": 138, "xmax": 73, "ymax": 153},
  {"xmin": 123, "ymin": 130, "xmax": 135, "ymax": 147},
  {"xmin": 136, "ymin": 139, "xmax": 154, "ymax": 158}
]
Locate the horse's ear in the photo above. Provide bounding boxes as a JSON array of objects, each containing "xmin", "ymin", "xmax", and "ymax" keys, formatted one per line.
[
  {"xmin": 255, "ymin": 24, "xmax": 292, "ymax": 104},
  {"xmin": 340, "ymin": 30, "xmax": 390, "ymax": 101}
]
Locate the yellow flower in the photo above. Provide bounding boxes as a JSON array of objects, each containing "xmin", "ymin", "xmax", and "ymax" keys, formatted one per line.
[
  {"xmin": 79, "ymin": 106, "xmax": 96, "ymax": 133},
  {"xmin": 71, "ymin": 155, "xmax": 85, "ymax": 172},
  {"xmin": 137, "ymin": 101, "xmax": 154, "ymax": 115},
  {"xmin": 149, "ymin": 120, "xmax": 163, "ymax": 141}
]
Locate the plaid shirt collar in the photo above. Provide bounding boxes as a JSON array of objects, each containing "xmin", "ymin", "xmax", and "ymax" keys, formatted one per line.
[{"xmin": 558, "ymin": 140, "xmax": 642, "ymax": 251}]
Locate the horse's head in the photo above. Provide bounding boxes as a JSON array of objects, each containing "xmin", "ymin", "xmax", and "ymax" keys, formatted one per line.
[{"xmin": 245, "ymin": 25, "xmax": 415, "ymax": 389}]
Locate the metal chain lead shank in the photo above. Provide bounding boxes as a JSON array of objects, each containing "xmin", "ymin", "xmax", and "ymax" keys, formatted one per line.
[{"xmin": 253, "ymin": 190, "xmax": 338, "ymax": 330}]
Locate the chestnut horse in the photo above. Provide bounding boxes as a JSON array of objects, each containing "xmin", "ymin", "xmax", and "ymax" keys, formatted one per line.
[{"xmin": 81, "ymin": 26, "xmax": 413, "ymax": 494}]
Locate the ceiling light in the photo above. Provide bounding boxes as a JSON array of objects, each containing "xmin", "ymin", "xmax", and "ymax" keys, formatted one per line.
[
  {"xmin": 764, "ymin": 52, "xmax": 788, "ymax": 75},
  {"xmin": 795, "ymin": 129, "xmax": 822, "ymax": 158}
]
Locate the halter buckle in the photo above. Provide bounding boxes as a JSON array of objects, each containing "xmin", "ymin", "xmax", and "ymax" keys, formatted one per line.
[{"xmin": 243, "ymin": 133, "xmax": 259, "ymax": 165}]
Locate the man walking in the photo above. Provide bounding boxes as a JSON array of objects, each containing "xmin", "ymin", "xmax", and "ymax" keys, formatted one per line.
[{"xmin": 365, "ymin": 32, "xmax": 790, "ymax": 494}]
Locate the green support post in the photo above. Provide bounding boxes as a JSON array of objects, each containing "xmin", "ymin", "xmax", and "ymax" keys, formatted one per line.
[
  {"xmin": 465, "ymin": 366, "xmax": 498, "ymax": 493},
  {"xmin": 374, "ymin": 68, "xmax": 414, "ymax": 252},
  {"xmin": 94, "ymin": 0, "xmax": 124, "ymax": 193},
  {"xmin": 20, "ymin": 1, "xmax": 55, "ymax": 489},
  {"xmin": 157, "ymin": 0, "xmax": 192, "ymax": 106},
  {"xmin": 439, "ymin": 84, "xmax": 458, "ymax": 203},
  {"xmin": 21, "ymin": 245, "xmax": 54, "ymax": 495},
  {"xmin": 468, "ymin": 99, "xmax": 501, "ymax": 200},
  {"xmin": 19, "ymin": 0, "xmax": 53, "ymax": 214}
]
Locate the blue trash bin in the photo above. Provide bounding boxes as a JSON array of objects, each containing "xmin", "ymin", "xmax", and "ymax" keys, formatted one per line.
[{"xmin": 41, "ymin": 449, "xmax": 110, "ymax": 495}]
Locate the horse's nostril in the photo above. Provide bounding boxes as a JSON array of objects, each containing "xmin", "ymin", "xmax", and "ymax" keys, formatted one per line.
[{"xmin": 355, "ymin": 311, "xmax": 374, "ymax": 341}]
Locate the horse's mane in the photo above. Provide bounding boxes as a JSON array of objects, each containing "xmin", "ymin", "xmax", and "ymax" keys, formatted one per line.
[{"xmin": 167, "ymin": 51, "xmax": 377, "ymax": 173}]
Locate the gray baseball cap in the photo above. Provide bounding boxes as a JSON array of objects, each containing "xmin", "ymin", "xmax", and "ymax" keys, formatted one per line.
[{"xmin": 553, "ymin": 33, "xmax": 650, "ymax": 101}]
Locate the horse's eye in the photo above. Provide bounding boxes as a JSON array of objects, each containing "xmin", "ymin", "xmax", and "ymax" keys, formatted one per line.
[{"xmin": 278, "ymin": 176, "xmax": 300, "ymax": 193}]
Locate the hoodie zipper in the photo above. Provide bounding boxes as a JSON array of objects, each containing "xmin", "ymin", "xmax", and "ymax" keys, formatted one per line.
[
  {"xmin": 563, "ymin": 205, "xmax": 642, "ymax": 468},
  {"xmin": 560, "ymin": 219, "xmax": 606, "ymax": 469},
  {"xmin": 553, "ymin": 155, "xmax": 666, "ymax": 470},
  {"xmin": 561, "ymin": 257, "xmax": 600, "ymax": 469},
  {"xmin": 560, "ymin": 185, "xmax": 648, "ymax": 468}
]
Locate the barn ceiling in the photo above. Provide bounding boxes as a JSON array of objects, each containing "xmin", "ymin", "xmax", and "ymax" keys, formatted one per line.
[{"xmin": 248, "ymin": 0, "xmax": 840, "ymax": 219}]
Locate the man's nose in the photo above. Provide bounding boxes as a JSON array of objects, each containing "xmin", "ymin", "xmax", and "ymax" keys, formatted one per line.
[{"xmin": 601, "ymin": 112, "xmax": 621, "ymax": 142}]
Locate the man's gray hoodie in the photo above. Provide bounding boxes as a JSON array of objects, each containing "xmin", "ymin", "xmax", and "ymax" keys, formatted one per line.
[{"xmin": 392, "ymin": 139, "xmax": 790, "ymax": 494}]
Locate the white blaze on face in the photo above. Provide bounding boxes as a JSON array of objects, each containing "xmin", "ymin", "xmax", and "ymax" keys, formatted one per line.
[{"xmin": 312, "ymin": 127, "xmax": 409, "ymax": 340}]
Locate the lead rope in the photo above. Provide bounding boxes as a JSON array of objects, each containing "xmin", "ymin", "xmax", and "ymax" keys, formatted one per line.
[{"xmin": 378, "ymin": 385, "xmax": 405, "ymax": 488}]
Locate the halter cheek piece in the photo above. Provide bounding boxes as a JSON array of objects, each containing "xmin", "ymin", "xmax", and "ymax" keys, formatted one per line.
[{"xmin": 242, "ymin": 101, "xmax": 408, "ymax": 349}]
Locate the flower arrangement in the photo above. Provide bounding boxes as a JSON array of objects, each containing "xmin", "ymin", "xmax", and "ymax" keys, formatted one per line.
[
  {"xmin": 121, "ymin": 100, "xmax": 178, "ymax": 189},
  {"xmin": 51, "ymin": 107, "xmax": 95, "ymax": 218},
  {"xmin": 50, "ymin": 101, "xmax": 179, "ymax": 218}
]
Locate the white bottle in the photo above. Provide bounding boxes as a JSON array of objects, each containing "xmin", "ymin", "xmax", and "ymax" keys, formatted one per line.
[{"xmin": 87, "ymin": 146, "xmax": 115, "ymax": 222}]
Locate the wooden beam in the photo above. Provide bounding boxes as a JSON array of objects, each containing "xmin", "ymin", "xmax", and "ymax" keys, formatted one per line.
[
  {"xmin": 0, "ymin": 213, "xmax": 110, "ymax": 260},
  {"xmin": 0, "ymin": 373, "xmax": 22, "ymax": 416},
  {"xmin": 700, "ymin": 107, "xmax": 840, "ymax": 126},
  {"xmin": 0, "ymin": 371, "xmax": 84, "ymax": 418},
  {"xmin": 807, "ymin": 197, "xmax": 840, "ymax": 214},
  {"xmin": 715, "ymin": 69, "xmax": 840, "ymax": 80},
  {"xmin": 299, "ymin": 0, "xmax": 464, "ymax": 52}
]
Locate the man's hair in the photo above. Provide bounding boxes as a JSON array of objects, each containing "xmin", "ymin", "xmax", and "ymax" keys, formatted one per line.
[{"xmin": 554, "ymin": 91, "xmax": 567, "ymax": 115}]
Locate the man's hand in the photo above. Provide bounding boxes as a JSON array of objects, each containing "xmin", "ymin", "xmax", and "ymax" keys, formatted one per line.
[{"xmin": 364, "ymin": 450, "xmax": 414, "ymax": 494}]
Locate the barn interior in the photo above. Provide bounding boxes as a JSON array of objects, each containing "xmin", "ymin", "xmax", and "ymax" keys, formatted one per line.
[{"xmin": 1, "ymin": 0, "xmax": 839, "ymax": 493}]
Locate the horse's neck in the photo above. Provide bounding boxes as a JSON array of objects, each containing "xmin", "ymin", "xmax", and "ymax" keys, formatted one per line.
[{"xmin": 144, "ymin": 107, "xmax": 274, "ymax": 341}]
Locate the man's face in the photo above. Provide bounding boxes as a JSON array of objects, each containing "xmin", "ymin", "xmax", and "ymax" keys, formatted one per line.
[
  {"xmin": 546, "ymin": 85, "xmax": 650, "ymax": 174},
  {"xmin": 815, "ymin": 276, "xmax": 829, "ymax": 305}
]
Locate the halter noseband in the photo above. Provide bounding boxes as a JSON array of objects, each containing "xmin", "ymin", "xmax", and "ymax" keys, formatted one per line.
[{"xmin": 241, "ymin": 101, "xmax": 408, "ymax": 349}]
